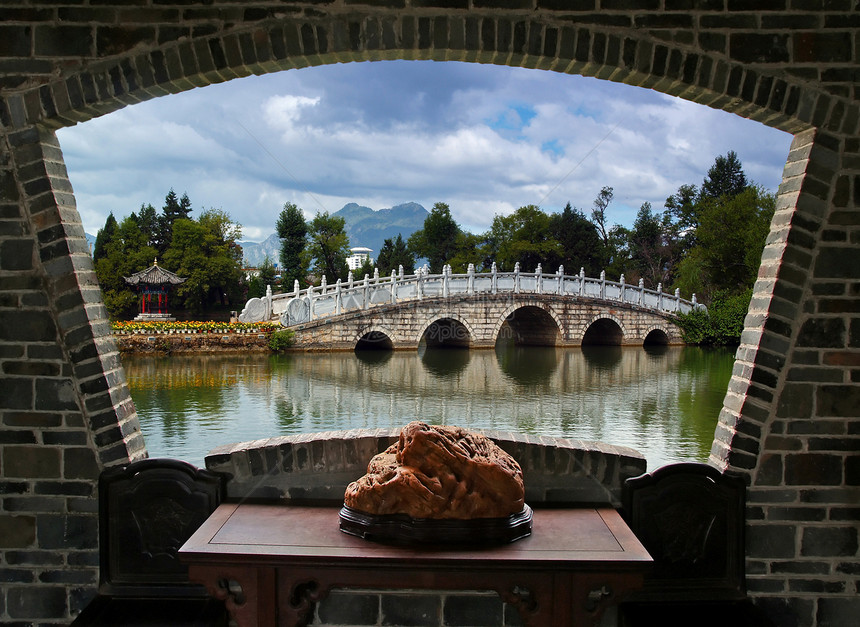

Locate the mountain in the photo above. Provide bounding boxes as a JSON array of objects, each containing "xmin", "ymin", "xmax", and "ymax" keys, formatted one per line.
[
  {"xmin": 238, "ymin": 233, "xmax": 281, "ymax": 267},
  {"xmin": 239, "ymin": 202, "xmax": 429, "ymax": 267},
  {"xmin": 334, "ymin": 202, "xmax": 428, "ymax": 259}
]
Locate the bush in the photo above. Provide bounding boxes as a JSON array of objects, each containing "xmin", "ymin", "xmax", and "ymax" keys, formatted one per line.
[
  {"xmin": 268, "ymin": 329, "xmax": 296, "ymax": 352},
  {"xmin": 674, "ymin": 289, "xmax": 751, "ymax": 346}
]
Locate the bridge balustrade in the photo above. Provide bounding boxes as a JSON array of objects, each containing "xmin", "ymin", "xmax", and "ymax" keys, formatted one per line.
[{"xmin": 238, "ymin": 264, "xmax": 704, "ymax": 327}]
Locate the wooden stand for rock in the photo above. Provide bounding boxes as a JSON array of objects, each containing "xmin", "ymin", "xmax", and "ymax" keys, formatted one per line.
[{"xmin": 339, "ymin": 504, "xmax": 533, "ymax": 545}]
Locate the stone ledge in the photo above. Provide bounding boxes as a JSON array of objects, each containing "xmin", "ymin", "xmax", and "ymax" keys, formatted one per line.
[{"xmin": 205, "ymin": 427, "xmax": 647, "ymax": 507}]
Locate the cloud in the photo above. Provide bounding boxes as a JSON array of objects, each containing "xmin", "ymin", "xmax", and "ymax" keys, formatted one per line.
[{"xmin": 57, "ymin": 60, "xmax": 793, "ymax": 244}]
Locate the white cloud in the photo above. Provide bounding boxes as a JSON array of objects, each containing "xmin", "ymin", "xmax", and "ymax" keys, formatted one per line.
[{"xmin": 57, "ymin": 60, "xmax": 793, "ymax": 243}]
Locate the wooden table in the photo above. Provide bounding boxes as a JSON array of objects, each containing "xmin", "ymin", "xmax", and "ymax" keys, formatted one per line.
[{"xmin": 179, "ymin": 503, "xmax": 652, "ymax": 626}]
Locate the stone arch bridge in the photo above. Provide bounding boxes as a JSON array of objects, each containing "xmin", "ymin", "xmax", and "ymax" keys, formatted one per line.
[{"xmin": 239, "ymin": 266, "xmax": 699, "ymax": 349}]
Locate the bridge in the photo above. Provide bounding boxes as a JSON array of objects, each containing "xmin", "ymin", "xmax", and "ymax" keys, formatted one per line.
[{"xmin": 239, "ymin": 264, "xmax": 704, "ymax": 350}]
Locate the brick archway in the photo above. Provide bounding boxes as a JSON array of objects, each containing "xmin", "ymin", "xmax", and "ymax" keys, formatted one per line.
[{"xmin": 1, "ymin": 5, "xmax": 857, "ymax": 625}]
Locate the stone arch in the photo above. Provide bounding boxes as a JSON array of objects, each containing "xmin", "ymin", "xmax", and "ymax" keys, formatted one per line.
[
  {"xmin": 354, "ymin": 326, "xmax": 396, "ymax": 351},
  {"xmin": 643, "ymin": 325, "xmax": 671, "ymax": 347},
  {"xmin": 493, "ymin": 302, "xmax": 563, "ymax": 347},
  {"xmin": 2, "ymin": 6, "xmax": 858, "ymax": 626},
  {"xmin": 581, "ymin": 314, "xmax": 628, "ymax": 346},
  {"xmin": 417, "ymin": 315, "xmax": 474, "ymax": 349}
]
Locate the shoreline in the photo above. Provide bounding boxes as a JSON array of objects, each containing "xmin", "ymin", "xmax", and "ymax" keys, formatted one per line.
[{"xmin": 115, "ymin": 332, "xmax": 273, "ymax": 354}]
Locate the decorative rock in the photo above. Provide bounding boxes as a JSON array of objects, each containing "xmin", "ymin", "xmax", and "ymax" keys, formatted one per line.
[{"xmin": 343, "ymin": 421, "xmax": 525, "ymax": 520}]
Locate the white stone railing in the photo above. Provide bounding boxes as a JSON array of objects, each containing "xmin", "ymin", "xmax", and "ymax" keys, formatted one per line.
[{"xmin": 238, "ymin": 263, "xmax": 705, "ymax": 327}]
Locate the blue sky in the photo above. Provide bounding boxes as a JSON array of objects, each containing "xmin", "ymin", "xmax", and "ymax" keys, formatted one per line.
[{"xmin": 57, "ymin": 60, "xmax": 794, "ymax": 243}]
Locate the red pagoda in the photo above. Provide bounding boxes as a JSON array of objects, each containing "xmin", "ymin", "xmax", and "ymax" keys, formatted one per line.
[{"xmin": 123, "ymin": 260, "xmax": 186, "ymax": 321}]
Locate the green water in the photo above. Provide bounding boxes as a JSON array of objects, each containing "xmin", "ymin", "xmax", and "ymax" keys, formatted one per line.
[{"xmin": 122, "ymin": 345, "xmax": 735, "ymax": 470}]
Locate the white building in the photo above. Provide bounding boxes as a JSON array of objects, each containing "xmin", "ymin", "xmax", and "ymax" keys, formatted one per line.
[{"xmin": 347, "ymin": 246, "xmax": 373, "ymax": 270}]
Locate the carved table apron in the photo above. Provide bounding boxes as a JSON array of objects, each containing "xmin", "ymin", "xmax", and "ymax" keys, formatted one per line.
[{"xmin": 179, "ymin": 503, "xmax": 652, "ymax": 626}]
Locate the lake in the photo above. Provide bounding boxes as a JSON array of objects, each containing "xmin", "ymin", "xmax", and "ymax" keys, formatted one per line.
[{"xmin": 122, "ymin": 344, "xmax": 735, "ymax": 470}]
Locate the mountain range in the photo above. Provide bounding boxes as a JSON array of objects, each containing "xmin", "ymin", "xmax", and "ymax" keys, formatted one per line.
[{"xmin": 239, "ymin": 202, "xmax": 429, "ymax": 267}]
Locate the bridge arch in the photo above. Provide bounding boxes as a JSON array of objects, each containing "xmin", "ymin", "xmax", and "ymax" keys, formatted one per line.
[
  {"xmin": 354, "ymin": 326, "xmax": 396, "ymax": 351},
  {"xmin": 643, "ymin": 326, "xmax": 672, "ymax": 347},
  {"xmin": 417, "ymin": 316, "xmax": 475, "ymax": 349},
  {"xmin": 494, "ymin": 302, "xmax": 563, "ymax": 347},
  {"xmin": 2, "ymin": 6, "xmax": 856, "ymax": 625},
  {"xmin": 581, "ymin": 315, "xmax": 627, "ymax": 347}
]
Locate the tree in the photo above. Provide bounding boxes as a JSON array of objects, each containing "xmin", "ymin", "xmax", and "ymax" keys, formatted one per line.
[
  {"xmin": 485, "ymin": 205, "xmax": 560, "ymax": 271},
  {"xmin": 376, "ymin": 234, "xmax": 415, "ymax": 275},
  {"xmin": 248, "ymin": 256, "xmax": 277, "ymax": 299},
  {"xmin": 407, "ymin": 202, "xmax": 461, "ymax": 272},
  {"xmin": 162, "ymin": 209, "xmax": 244, "ymax": 312},
  {"xmin": 156, "ymin": 188, "xmax": 193, "ymax": 255},
  {"xmin": 627, "ymin": 202, "xmax": 679, "ymax": 288},
  {"xmin": 701, "ymin": 150, "xmax": 747, "ymax": 200},
  {"xmin": 590, "ymin": 186, "xmax": 614, "ymax": 247},
  {"xmin": 92, "ymin": 212, "xmax": 117, "ymax": 262},
  {"xmin": 94, "ymin": 213, "xmax": 158, "ymax": 318},
  {"xmin": 550, "ymin": 203, "xmax": 604, "ymax": 276},
  {"xmin": 305, "ymin": 211, "xmax": 350, "ymax": 282},
  {"xmin": 275, "ymin": 202, "xmax": 308, "ymax": 289},
  {"xmin": 136, "ymin": 203, "xmax": 160, "ymax": 250}
]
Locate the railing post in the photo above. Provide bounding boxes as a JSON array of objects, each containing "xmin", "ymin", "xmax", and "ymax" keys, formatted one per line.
[
  {"xmin": 557, "ymin": 265, "xmax": 564, "ymax": 295},
  {"xmin": 535, "ymin": 263, "xmax": 542, "ymax": 294},
  {"xmin": 600, "ymin": 270, "xmax": 606, "ymax": 299},
  {"xmin": 579, "ymin": 267, "xmax": 585, "ymax": 296},
  {"xmin": 674, "ymin": 288, "xmax": 681, "ymax": 312},
  {"xmin": 491, "ymin": 262, "xmax": 498, "ymax": 294},
  {"xmin": 308, "ymin": 284, "xmax": 316, "ymax": 321},
  {"xmin": 398, "ymin": 264, "xmax": 404, "ymax": 279},
  {"xmin": 619, "ymin": 274, "xmax": 625, "ymax": 302},
  {"xmin": 514, "ymin": 262, "xmax": 520, "ymax": 294},
  {"xmin": 321, "ymin": 274, "xmax": 327, "ymax": 294},
  {"xmin": 443, "ymin": 265, "xmax": 450, "ymax": 298},
  {"xmin": 347, "ymin": 271, "xmax": 353, "ymax": 289},
  {"xmin": 335, "ymin": 279, "xmax": 342, "ymax": 315},
  {"xmin": 638, "ymin": 278, "xmax": 644, "ymax": 305},
  {"xmin": 467, "ymin": 263, "xmax": 475, "ymax": 294},
  {"xmin": 293, "ymin": 280, "xmax": 300, "ymax": 296},
  {"xmin": 391, "ymin": 269, "xmax": 397, "ymax": 304},
  {"xmin": 265, "ymin": 284, "xmax": 273, "ymax": 320},
  {"xmin": 363, "ymin": 274, "xmax": 369, "ymax": 310},
  {"xmin": 657, "ymin": 283, "xmax": 663, "ymax": 310},
  {"xmin": 417, "ymin": 266, "xmax": 424, "ymax": 300}
]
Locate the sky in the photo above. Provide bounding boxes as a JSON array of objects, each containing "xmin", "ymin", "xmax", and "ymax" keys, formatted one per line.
[{"xmin": 56, "ymin": 59, "xmax": 794, "ymax": 244}]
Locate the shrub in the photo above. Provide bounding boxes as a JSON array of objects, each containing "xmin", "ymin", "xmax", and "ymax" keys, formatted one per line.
[
  {"xmin": 674, "ymin": 289, "xmax": 751, "ymax": 346},
  {"xmin": 268, "ymin": 329, "xmax": 296, "ymax": 352}
]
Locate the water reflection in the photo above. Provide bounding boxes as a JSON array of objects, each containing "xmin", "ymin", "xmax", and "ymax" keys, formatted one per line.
[{"xmin": 123, "ymin": 346, "xmax": 734, "ymax": 470}]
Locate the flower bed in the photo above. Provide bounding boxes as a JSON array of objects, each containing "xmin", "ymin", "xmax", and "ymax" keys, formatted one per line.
[{"xmin": 111, "ymin": 320, "xmax": 280, "ymax": 335}]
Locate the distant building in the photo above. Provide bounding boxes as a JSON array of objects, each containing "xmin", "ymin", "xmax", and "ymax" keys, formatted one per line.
[{"xmin": 347, "ymin": 247, "xmax": 373, "ymax": 270}]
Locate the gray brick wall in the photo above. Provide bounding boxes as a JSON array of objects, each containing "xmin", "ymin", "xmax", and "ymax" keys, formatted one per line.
[{"xmin": 1, "ymin": 2, "xmax": 858, "ymax": 624}]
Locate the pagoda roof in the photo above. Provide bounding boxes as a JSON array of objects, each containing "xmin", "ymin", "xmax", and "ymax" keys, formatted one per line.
[{"xmin": 124, "ymin": 261, "xmax": 186, "ymax": 286}]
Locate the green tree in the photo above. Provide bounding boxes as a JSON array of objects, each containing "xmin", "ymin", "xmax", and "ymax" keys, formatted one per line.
[
  {"xmin": 550, "ymin": 203, "xmax": 604, "ymax": 275},
  {"xmin": 626, "ymin": 202, "xmax": 682, "ymax": 288},
  {"xmin": 486, "ymin": 205, "xmax": 560, "ymax": 272},
  {"xmin": 248, "ymin": 256, "xmax": 277, "ymax": 298},
  {"xmin": 701, "ymin": 150, "xmax": 747, "ymax": 200},
  {"xmin": 590, "ymin": 186, "xmax": 614, "ymax": 248},
  {"xmin": 675, "ymin": 186, "xmax": 775, "ymax": 300},
  {"xmin": 305, "ymin": 211, "xmax": 350, "ymax": 282},
  {"xmin": 275, "ymin": 202, "xmax": 308, "ymax": 289},
  {"xmin": 376, "ymin": 234, "xmax": 415, "ymax": 275},
  {"xmin": 156, "ymin": 189, "xmax": 193, "ymax": 255},
  {"xmin": 94, "ymin": 213, "xmax": 159, "ymax": 318},
  {"xmin": 447, "ymin": 231, "xmax": 490, "ymax": 273},
  {"xmin": 407, "ymin": 202, "xmax": 461, "ymax": 272},
  {"xmin": 162, "ymin": 209, "xmax": 244, "ymax": 312},
  {"xmin": 92, "ymin": 212, "xmax": 117, "ymax": 262}
]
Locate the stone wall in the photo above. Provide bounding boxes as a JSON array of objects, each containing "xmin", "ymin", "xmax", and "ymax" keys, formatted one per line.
[
  {"xmin": 205, "ymin": 428, "xmax": 647, "ymax": 507},
  {"xmin": 0, "ymin": 3, "xmax": 858, "ymax": 625}
]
